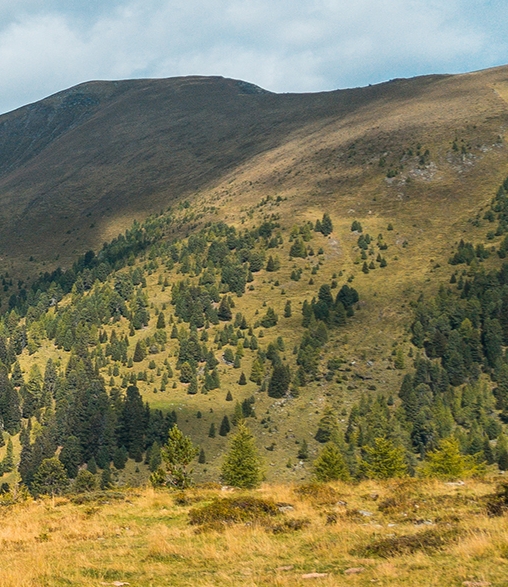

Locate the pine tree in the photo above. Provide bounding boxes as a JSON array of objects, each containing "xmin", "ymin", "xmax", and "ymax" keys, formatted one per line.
[
  {"xmin": 420, "ymin": 437, "xmax": 479, "ymax": 480},
  {"xmin": 238, "ymin": 372, "xmax": 247, "ymax": 385},
  {"xmin": 2, "ymin": 437, "xmax": 14, "ymax": 472},
  {"xmin": 156, "ymin": 313, "xmax": 166, "ymax": 329},
  {"xmin": 133, "ymin": 340, "xmax": 146, "ymax": 362},
  {"xmin": 320, "ymin": 213, "xmax": 333, "ymax": 236},
  {"xmin": 113, "ymin": 446, "xmax": 128, "ymax": 469},
  {"xmin": 32, "ymin": 457, "xmax": 69, "ymax": 497},
  {"xmin": 219, "ymin": 415, "xmax": 231, "ymax": 436},
  {"xmin": 284, "ymin": 300, "xmax": 292, "ymax": 318},
  {"xmin": 361, "ymin": 437, "xmax": 407, "ymax": 479},
  {"xmin": 187, "ymin": 376, "xmax": 198, "ymax": 395},
  {"xmin": 208, "ymin": 423, "xmax": 216, "ymax": 438},
  {"xmin": 218, "ymin": 296, "xmax": 232, "ymax": 321},
  {"xmin": 198, "ymin": 448, "xmax": 206, "ymax": 464},
  {"xmin": 313, "ymin": 443, "xmax": 350, "ymax": 481},
  {"xmin": 221, "ymin": 422, "xmax": 263, "ymax": 488},
  {"xmin": 158, "ymin": 425, "xmax": 199, "ymax": 489},
  {"xmin": 225, "ymin": 390, "xmax": 233, "ymax": 401},
  {"xmin": 297, "ymin": 439, "xmax": 309, "ymax": 460},
  {"xmin": 267, "ymin": 364, "xmax": 290, "ymax": 398},
  {"xmin": 249, "ymin": 359, "xmax": 264, "ymax": 385},
  {"xmin": 59, "ymin": 435, "xmax": 82, "ymax": 479}
]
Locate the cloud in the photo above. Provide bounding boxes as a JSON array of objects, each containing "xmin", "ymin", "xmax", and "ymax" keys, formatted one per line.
[{"xmin": 0, "ymin": 0, "xmax": 506, "ymax": 114}]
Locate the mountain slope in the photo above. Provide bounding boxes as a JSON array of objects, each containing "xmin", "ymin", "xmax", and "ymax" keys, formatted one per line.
[{"xmin": 1, "ymin": 66, "xmax": 508, "ymax": 277}]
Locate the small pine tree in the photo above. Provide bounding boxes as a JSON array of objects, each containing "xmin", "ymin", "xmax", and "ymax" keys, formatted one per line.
[
  {"xmin": 87, "ymin": 457, "xmax": 98, "ymax": 475},
  {"xmin": 297, "ymin": 439, "xmax": 309, "ymax": 460},
  {"xmin": 313, "ymin": 443, "xmax": 350, "ymax": 481},
  {"xmin": 158, "ymin": 425, "xmax": 199, "ymax": 489},
  {"xmin": 198, "ymin": 448, "xmax": 206, "ymax": 464},
  {"xmin": 133, "ymin": 340, "xmax": 147, "ymax": 362},
  {"xmin": 284, "ymin": 300, "xmax": 292, "ymax": 318},
  {"xmin": 225, "ymin": 390, "xmax": 233, "ymax": 401},
  {"xmin": 208, "ymin": 423, "xmax": 216, "ymax": 438},
  {"xmin": 221, "ymin": 422, "xmax": 263, "ymax": 488},
  {"xmin": 361, "ymin": 437, "xmax": 407, "ymax": 479},
  {"xmin": 218, "ymin": 296, "xmax": 232, "ymax": 321},
  {"xmin": 238, "ymin": 372, "xmax": 247, "ymax": 385},
  {"xmin": 156, "ymin": 313, "xmax": 166, "ymax": 329},
  {"xmin": 187, "ymin": 376, "xmax": 198, "ymax": 395},
  {"xmin": 320, "ymin": 213, "xmax": 333, "ymax": 236},
  {"xmin": 219, "ymin": 415, "xmax": 231, "ymax": 437},
  {"xmin": 420, "ymin": 437, "xmax": 479, "ymax": 480},
  {"xmin": 32, "ymin": 458, "xmax": 70, "ymax": 497}
]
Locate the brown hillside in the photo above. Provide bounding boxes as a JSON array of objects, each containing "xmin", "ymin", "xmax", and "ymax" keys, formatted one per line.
[{"xmin": 1, "ymin": 66, "xmax": 508, "ymax": 275}]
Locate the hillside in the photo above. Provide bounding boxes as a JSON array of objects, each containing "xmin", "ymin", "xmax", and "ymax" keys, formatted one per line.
[
  {"xmin": 1, "ymin": 65, "xmax": 508, "ymax": 282},
  {"xmin": 0, "ymin": 65, "xmax": 507, "ymax": 492}
]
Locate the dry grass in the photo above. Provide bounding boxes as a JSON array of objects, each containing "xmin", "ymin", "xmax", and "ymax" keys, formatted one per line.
[{"xmin": 0, "ymin": 479, "xmax": 505, "ymax": 586}]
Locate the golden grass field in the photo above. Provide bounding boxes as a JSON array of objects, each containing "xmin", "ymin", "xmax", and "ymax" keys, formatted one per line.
[{"xmin": 0, "ymin": 477, "xmax": 506, "ymax": 587}]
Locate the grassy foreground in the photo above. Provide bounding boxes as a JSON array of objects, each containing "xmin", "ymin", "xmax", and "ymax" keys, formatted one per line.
[{"xmin": 1, "ymin": 478, "xmax": 507, "ymax": 587}]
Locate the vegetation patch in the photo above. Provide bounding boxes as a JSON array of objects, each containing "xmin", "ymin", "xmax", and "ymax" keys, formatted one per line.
[
  {"xmin": 294, "ymin": 482, "xmax": 341, "ymax": 505},
  {"xmin": 188, "ymin": 495, "xmax": 280, "ymax": 528},
  {"xmin": 352, "ymin": 527, "xmax": 460, "ymax": 558}
]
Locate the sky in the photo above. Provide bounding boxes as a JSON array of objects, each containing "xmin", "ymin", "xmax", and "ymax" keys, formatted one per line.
[{"xmin": 0, "ymin": 0, "xmax": 507, "ymax": 114}]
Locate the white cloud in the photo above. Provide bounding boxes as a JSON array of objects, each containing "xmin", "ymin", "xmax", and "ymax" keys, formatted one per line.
[{"xmin": 0, "ymin": 0, "xmax": 506, "ymax": 113}]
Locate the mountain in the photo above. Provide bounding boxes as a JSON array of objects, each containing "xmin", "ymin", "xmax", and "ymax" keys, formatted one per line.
[
  {"xmin": 1, "ymin": 65, "xmax": 508, "ymax": 489},
  {"xmin": 1, "ymin": 65, "xmax": 508, "ymax": 277}
]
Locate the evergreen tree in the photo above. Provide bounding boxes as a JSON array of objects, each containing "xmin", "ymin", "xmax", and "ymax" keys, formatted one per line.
[
  {"xmin": 297, "ymin": 439, "xmax": 309, "ymax": 460},
  {"xmin": 313, "ymin": 443, "xmax": 350, "ymax": 481},
  {"xmin": 117, "ymin": 385, "xmax": 146, "ymax": 460},
  {"xmin": 221, "ymin": 422, "xmax": 263, "ymax": 488},
  {"xmin": 148, "ymin": 441, "xmax": 162, "ymax": 472},
  {"xmin": 320, "ymin": 213, "xmax": 333, "ymax": 236},
  {"xmin": 113, "ymin": 446, "xmax": 128, "ymax": 469},
  {"xmin": 87, "ymin": 457, "xmax": 98, "ymax": 474},
  {"xmin": 260, "ymin": 307, "xmax": 278, "ymax": 328},
  {"xmin": 208, "ymin": 423, "xmax": 216, "ymax": 438},
  {"xmin": 420, "ymin": 437, "xmax": 479, "ymax": 480},
  {"xmin": 267, "ymin": 364, "xmax": 291, "ymax": 398},
  {"xmin": 2, "ymin": 437, "xmax": 14, "ymax": 472},
  {"xmin": 74, "ymin": 469, "xmax": 99, "ymax": 493},
  {"xmin": 238, "ymin": 372, "xmax": 247, "ymax": 385},
  {"xmin": 218, "ymin": 296, "xmax": 232, "ymax": 321},
  {"xmin": 32, "ymin": 457, "xmax": 69, "ymax": 497},
  {"xmin": 59, "ymin": 435, "xmax": 82, "ymax": 479},
  {"xmin": 158, "ymin": 425, "xmax": 199, "ymax": 489},
  {"xmin": 198, "ymin": 448, "xmax": 206, "ymax": 464},
  {"xmin": 156, "ymin": 313, "xmax": 166, "ymax": 329},
  {"xmin": 219, "ymin": 415, "xmax": 231, "ymax": 436},
  {"xmin": 284, "ymin": 300, "xmax": 292, "ymax": 318},
  {"xmin": 361, "ymin": 437, "xmax": 407, "ymax": 479},
  {"xmin": 133, "ymin": 340, "xmax": 147, "ymax": 362},
  {"xmin": 187, "ymin": 376, "xmax": 198, "ymax": 395}
]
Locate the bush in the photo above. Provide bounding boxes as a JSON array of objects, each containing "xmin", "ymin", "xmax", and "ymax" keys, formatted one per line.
[{"xmin": 189, "ymin": 496, "xmax": 279, "ymax": 526}]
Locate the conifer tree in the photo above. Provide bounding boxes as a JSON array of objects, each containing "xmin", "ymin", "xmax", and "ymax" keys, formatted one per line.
[
  {"xmin": 32, "ymin": 457, "xmax": 69, "ymax": 497},
  {"xmin": 320, "ymin": 213, "xmax": 333, "ymax": 236},
  {"xmin": 313, "ymin": 443, "xmax": 350, "ymax": 481},
  {"xmin": 218, "ymin": 296, "xmax": 232, "ymax": 321},
  {"xmin": 198, "ymin": 448, "xmax": 206, "ymax": 464},
  {"xmin": 221, "ymin": 422, "xmax": 263, "ymax": 488},
  {"xmin": 361, "ymin": 437, "xmax": 407, "ymax": 479},
  {"xmin": 2, "ymin": 437, "xmax": 14, "ymax": 472},
  {"xmin": 208, "ymin": 423, "xmax": 216, "ymax": 438},
  {"xmin": 267, "ymin": 364, "xmax": 290, "ymax": 398},
  {"xmin": 420, "ymin": 437, "xmax": 479, "ymax": 480},
  {"xmin": 219, "ymin": 415, "xmax": 231, "ymax": 436},
  {"xmin": 158, "ymin": 425, "xmax": 199, "ymax": 489},
  {"xmin": 133, "ymin": 340, "xmax": 147, "ymax": 362},
  {"xmin": 238, "ymin": 372, "xmax": 247, "ymax": 385},
  {"xmin": 59, "ymin": 435, "xmax": 82, "ymax": 479},
  {"xmin": 156, "ymin": 312, "xmax": 166, "ymax": 329},
  {"xmin": 284, "ymin": 300, "xmax": 292, "ymax": 318}
]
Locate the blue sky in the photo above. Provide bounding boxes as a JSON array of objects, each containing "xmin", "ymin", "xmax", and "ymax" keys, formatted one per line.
[{"xmin": 0, "ymin": 0, "xmax": 507, "ymax": 114}]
